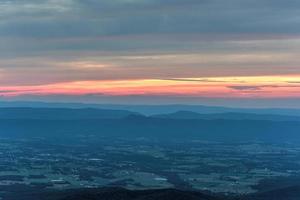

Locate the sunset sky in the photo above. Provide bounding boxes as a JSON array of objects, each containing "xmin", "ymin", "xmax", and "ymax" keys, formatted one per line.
[{"xmin": 1, "ymin": 0, "xmax": 300, "ymax": 107}]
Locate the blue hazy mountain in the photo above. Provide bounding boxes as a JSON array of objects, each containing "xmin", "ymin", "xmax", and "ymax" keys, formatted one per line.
[
  {"xmin": 0, "ymin": 108, "xmax": 300, "ymax": 143},
  {"xmin": 1, "ymin": 101, "xmax": 300, "ymax": 116},
  {"xmin": 2, "ymin": 107, "xmax": 300, "ymax": 121},
  {"xmin": 0, "ymin": 107, "xmax": 139, "ymax": 120},
  {"xmin": 152, "ymin": 111, "xmax": 300, "ymax": 121}
]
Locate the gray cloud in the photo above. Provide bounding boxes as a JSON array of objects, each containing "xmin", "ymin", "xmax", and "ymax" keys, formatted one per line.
[
  {"xmin": 1, "ymin": 0, "xmax": 300, "ymax": 39},
  {"xmin": 0, "ymin": 0, "xmax": 300, "ymax": 85},
  {"xmin": 159, "ymin": 78, "xmax": 228, "ymax": 83},
  {"xmin": 227, "ymin": 86, "xmax": 263, "ymax": 91},
  {"xmin": 228, "ymin": 84, "xmax": 300, "ymax": 91}
]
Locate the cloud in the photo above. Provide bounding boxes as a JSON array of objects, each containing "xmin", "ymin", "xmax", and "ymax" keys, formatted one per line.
[
  {"xmin": 287, "ymin": 81, "xmax": 300, "ymax": 84},
  {"xmin": 159, "ymin": 78, "xmax": 228, "ymax": 83},
  {"xmin": 1, "ymin": 0, "xmax": 299, "ymax": 58},
  {"xmin": 228, "ymin": 84, "xmax": 300, "ymax": 91},
  {"xmin": 227, "ymin": 86, "xmax": 263, "ymax": 91},
  {"xmin": 1, "ymin": 0, "xmax": 300, "ymax": 39},
  {"xmin": 0, "ymin": 0, "xmax": 300, "ymax": 86},
  {"xmin": 0, "ymin": 90, "xmax": 21, "ymax": 94}
]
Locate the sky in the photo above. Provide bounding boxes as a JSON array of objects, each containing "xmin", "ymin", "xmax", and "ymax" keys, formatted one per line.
[{"xmin": 1, "ymin": 0, "xmax": 300, "ymax": 107}]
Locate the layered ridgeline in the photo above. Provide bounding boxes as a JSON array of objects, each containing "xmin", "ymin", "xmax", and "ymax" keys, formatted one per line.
[
  {"xmin": 0, "ymin": 107, "xmax": 140, "ymax": 120},
  {"xmin": 2, "ymin": 101, "xmax": 300, "ymax": 116},
  {"xmin": 152, "ymin": 111, "xmax": 300, "ymax": 121},
  {"xmin": 0, "ymin": 107, "xmax": 300, "ymax": 143}
]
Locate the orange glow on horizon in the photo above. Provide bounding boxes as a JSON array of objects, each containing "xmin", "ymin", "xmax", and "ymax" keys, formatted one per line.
[{"xmin": 1, "ymin": 75, "xmax": 300, "ymax": 98}]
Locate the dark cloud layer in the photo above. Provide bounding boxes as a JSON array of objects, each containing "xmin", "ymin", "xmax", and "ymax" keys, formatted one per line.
[
  {"xmin": 1, "ymin": 0, "xmax": 300, "ymax": 39},
  {"xmin": 228, "ymin": 86, "xmax": 262, "ymax": 91},
  {"xmin": 0, "ymin": 0, "xmax": 300, "ymax": 87}
]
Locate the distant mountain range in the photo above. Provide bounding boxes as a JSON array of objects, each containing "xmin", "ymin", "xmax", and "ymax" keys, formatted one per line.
[
  {"xmin": 152, "ymin": 111, "xmax": 300, "ymax": 121},
  {"xmin": 0, "ymin": 107, "xmax": 300, "ymax": 143},
  {"xmin": 1, "ymin": 101, "xmax": 300, "ymax": 116},
  {"xmin": 0, "ymin": 107, "xmax": 139, "ymax": 120},
  {"xmin": 1, "ymin": 107, "xmax": 300, "ymax": 121}
]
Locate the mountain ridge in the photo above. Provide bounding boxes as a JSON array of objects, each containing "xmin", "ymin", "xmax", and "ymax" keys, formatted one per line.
[
  {"xmin": 0, "ymin": 107, "xmax": 140, "ymax": 120},
  {"xmin": 152, "ymin": 111, "xmax": 300, "ymax": 121},
  {"xmin": 1, "ymin": 116, "xmax": 300, "ymax": 143},
  {"xmin": 1, "ymin": 101, "xmax": 300, "ymax": 116}
]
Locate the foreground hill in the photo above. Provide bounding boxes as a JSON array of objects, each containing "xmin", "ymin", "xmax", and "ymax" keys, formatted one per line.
[
  {"xmin": 3, "ymin": 187, "xmax": 222, "ymax": 200},
  {"xmin": 4, "ymin": 186, "xmax": 300, "ymax": 200},
  {"xmin": 245, "ymin": 185, "xmax": 300, "ymax": 200},
  {"xmin": 61, "ymin": 188, "xmax": 218, "ymax": 200}
]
